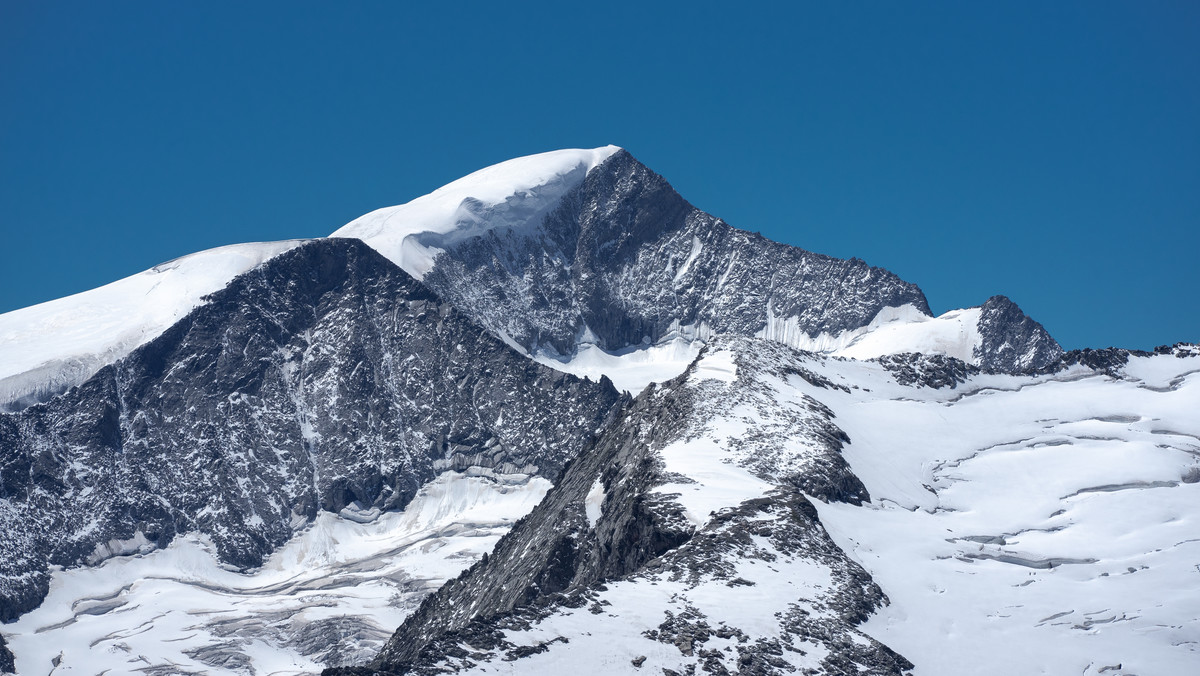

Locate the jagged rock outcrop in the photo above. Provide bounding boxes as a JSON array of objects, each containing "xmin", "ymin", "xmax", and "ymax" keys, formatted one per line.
[
  {"xmin": 419, "ymin": 150, "xmax": 933, "ymax": 357},
  {"xmin": 974, "ymin": 295, "xmax": 1063, "ymax": 371},
  {"xmin": 0, "ymin": 238, "xmax": 622, "ymax": 621},
  {"xmin": 331, "ymin": 338, "xmax": 909, "ymax": 675},
  {"xmin": 875, "ymin": 352, "xmax": 981, "ymax": 389}
]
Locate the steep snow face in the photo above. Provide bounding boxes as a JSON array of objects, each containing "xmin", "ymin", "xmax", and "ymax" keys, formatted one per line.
[
  {"xmin": 760, "ymin": 303, "xmax": 980, "ymax": 361},
  {"xmin": 331, "ymin": 146, "xmax": 621, "ymax": 279},
  {"xmin": 5, "ymin": 471, "xmax": 551, "ymax": 676},
  {"xmin": 833, "ymin": 306, "xmax": 983, "ymax": 363},
  {"xmin": 0, "ymin": 240, "xmax": 306, "ymax": 410}
]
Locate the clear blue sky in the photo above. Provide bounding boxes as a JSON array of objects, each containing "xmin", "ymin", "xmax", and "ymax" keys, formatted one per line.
[{"xmin": 1, "ymin": 2, "xmax": 1196, "ymax": 350}]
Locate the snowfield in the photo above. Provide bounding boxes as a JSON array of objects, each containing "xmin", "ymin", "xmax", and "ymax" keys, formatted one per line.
[
  {"xmin": 5, "ymin": 471, "xmax": 550, "ymax": 675},
  {"xmin": 3, "ymin": 347, "xmax": 1196, "ymax": 675}
]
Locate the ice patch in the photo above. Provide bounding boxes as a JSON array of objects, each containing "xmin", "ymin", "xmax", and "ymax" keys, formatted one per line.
[
  {"xmin": 836, "ymin": 307, "xmax": 983, "ymax": 363},
  {"xmin": 532, "ymin": 336, "xmax": 701, "ymax": 395}
]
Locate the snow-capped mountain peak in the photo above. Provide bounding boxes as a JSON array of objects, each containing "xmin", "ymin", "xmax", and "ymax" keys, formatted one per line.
[
  {"xmin": 330, "ymin": 146, "xmax": 621, "ymax": 280},
  {"xmin": 0, "ymin": 239, "xmax": 307, "ymax": 411}
]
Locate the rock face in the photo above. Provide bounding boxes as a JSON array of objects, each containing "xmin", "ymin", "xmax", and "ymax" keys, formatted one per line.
[
  {"xmin": 419, "ymin": 150, "xmax": 933, "ymax": 357},
  {"xmin": 0, "ymin": 238, "xmax": 622, "ymax": 621},
  {"xmin": 973, "ymin": 295, "xmax": 1063, "ymax": 371},
  {"xmin": 0, "ymin": 633, "xmax": 13, "ymax": 675},
  {"xmin": 334, "ymin": 338, "xmax": 911, "ymax": 675}
]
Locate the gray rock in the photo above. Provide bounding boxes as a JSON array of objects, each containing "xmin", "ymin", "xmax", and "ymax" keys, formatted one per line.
[
  {"xmin": 974, "ymin": 295, "xmax": 1063, "ymax": 371},
  {"xmin": 0, "ymin": 633, "xmax": 14, "ymax": 674},
  {"xmin": 338, "ymin": 339, "xmax": 911, "ymax": 676},
  {"xmin": 421, "ymin": 151, "xmax": 931, "ymax": 357},
  {"xmin": 0, "ymin": 239, "xmax": 622, "ymax": 621}
]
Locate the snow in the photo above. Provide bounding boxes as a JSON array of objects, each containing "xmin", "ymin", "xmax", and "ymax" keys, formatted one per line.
[
  {"xmin": 458, "ymin": 558, "xmax": 836, "ymax": 676},
  {"xmin": 799, "ymin": 351, "xmax": 1200, "ymax": 675},
  {"xmin": 0, "ymin": 240, "xmax": 306, "ymax": 410},
  {"xmin": 584, "ymin": 478, "xmax": 605, "ymax": 528},
  {"xmin": 835, "ymin": 306, "xmax": 982, "ymax": 363},
  {"xmin": 759, "ymin": 303, "xmax": 986, "ymax": 364},
  {"xmin": 532, "ymin": 336, "xmax": 700, "ymax": 395},
  {"xmin": 673, "ymin": 235, "xmax": 704, "ymax": 283},
  {"xmin": 692, "ymin": 349, "xmax": 738, "ymax": 382},
  {"xmin": 331, "ymin": 146, "xmax": 621, "ymax": 280},
  {"xmin": 488, "ymin": 347, "xmax": 1200, "ymax": 675},
  {"xmin": 655, "ymin": 433, "xmax": 771, "ymax": 528},
  {"xmin": 651, "ymin": 352, "xmax": 769, "ymax": 526},
  {"xmin": 5, "ymin": 471, "xmax": 550, "ymax": 676}
]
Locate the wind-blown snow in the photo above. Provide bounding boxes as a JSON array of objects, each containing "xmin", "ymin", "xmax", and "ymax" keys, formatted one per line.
[
  {"xmin": 5, "ymin": 471, "xmax": 550, "ymax": 676},
  {"xmin": 759, "ymin": 303, "xmax": 986, "ymax": 365},
  {"xmin": 331, "ymin": 146, "xmax": 621, "ymax": 280},
  {"xmin": 0, "ymin": 240, "xmax": 306, "ymax": 410}
]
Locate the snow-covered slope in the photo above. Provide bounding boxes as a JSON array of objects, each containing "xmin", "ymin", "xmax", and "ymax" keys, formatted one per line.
[
  {"xmin": 5, "ymin": 470, "xmax": 550, "ymax": 675},
  {"xmin": 331, "ymin": 146, "xmax": 621, "ymax": 280},
  {"xmin": 347, "ymin": 341, "xmax": 1199, "ymax": 676},
  {"xmin": 330, "ymin": 147, "xmax": 1058, "ymax": 385},
  {"xmin": 0, "ymin": 240, "xmax": 306, "ymax": 410},
  {"xmin": 808, "ymin": 349, "xmax": 1200, "ymax": 676}
]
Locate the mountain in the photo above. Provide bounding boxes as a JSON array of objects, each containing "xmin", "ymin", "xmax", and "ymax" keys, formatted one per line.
[
  {"xmin": 0, "ymin": 238, "xmax": 621, "ymax": 624},
  {"xmin": 333, "ymin": 340, "xmax": 1200, "ymax": 676},
  {"xmin": 0, "ymin": 147, "xmax": 1059, "ymax": 415},
  {"xmin": 2, "ymin": 147, "xmax": 1191, "ymax": 676}
]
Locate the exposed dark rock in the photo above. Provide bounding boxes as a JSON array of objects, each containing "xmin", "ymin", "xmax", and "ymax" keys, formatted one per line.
[
  {"xmin": 329, "ymin": 339, "xmax": 909, "ymax": 676},
  {"xmin": 1032, "ymin": 342, "xmax": 1197, "ymax": 377},
  {"xmin": 0, "ymin": 238, "xmax": 622, "ymax": 621},
  {"xmin": 422, "ymin": 151, "xmax": 932, "ymax": 357},
  {"xmin": 974, "ymin": 295, "xmax": 1063, "ymax": 371}
]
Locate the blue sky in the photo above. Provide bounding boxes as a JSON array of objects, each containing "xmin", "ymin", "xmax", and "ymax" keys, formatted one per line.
[{"xmin": 1, "ymin": 1, "xmax": 1196, "ymax": 350}]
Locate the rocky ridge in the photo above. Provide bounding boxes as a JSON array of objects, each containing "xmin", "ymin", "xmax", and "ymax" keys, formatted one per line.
[
  {"xmin": 417, "ymin": 150, "xmax": 935, "ymax": 358},
  {"xmin": 331, "ymin": 338, "xmax": 912, "ymax": 675},
  {"xmin": 0, "ymin": 238, "xmax": 622, "ymax": 621}
]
